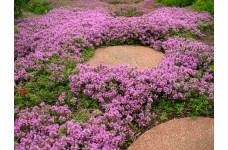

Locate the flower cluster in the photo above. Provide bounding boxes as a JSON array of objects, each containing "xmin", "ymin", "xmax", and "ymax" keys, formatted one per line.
[
  {"xmin": 14, "ymin": 103, "xmax": 72, "ymax": 149},
  {"xmin": 70, "ymin": 37, "xmax": 213, "ymax": 101},
  {"xmin": 15, "ymin": 37, "xmax": 213, "ymax": 149},
  {"xmin": 14, "ymin": 7, "xmax": 212, "ymax": 82},
  {"xmin": 14, "ymin": 6, "xmax": 213, "ymax": 149},
  {"xmin": 14, "ymin": 102, "xmax": 135, "ymax": 149},
  {"xmin": 69, "ymin": 37, "xmax": 214, "ymax": 129}
]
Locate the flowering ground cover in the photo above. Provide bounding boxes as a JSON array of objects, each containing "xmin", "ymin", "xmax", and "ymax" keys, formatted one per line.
[{"xmin": 14, "ymin": 5, "xmax": 214, "ymax": 149}]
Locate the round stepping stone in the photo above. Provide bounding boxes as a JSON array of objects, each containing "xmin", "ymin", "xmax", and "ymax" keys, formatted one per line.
[
  {"xmin": 86, "ymin": 45, "xmax": 164, "ymax": 69},
  {"xmin": 129, "ymin": 117, "xmax": 214, "ymax": 150}
]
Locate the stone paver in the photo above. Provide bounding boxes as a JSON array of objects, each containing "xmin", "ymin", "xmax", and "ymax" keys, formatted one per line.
[
  {"xmin": 86, "ymin": 45, "xmax": 164, "ymax": 69},
  {"xmin": 129, "ymin": 117, "xmax": 214, "ymax": 150}
]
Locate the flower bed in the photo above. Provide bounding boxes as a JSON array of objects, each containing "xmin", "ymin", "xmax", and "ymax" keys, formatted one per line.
[{"xmin": 14, "ymin": 7, "xmax": 213, "ymax": 149}]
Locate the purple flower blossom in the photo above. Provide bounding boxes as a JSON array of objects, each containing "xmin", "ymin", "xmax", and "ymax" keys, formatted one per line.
[{"xmin": 58, "ymin": 92, "xmax": 66, "ymax": 103}]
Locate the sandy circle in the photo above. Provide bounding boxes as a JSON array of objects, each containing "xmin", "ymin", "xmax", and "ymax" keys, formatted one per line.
[
  {"xmin": 128, "ymin": 117, "xmax": 214, "ymax": 150},
  {"xmin": 86, "ymin": 45, "xmax": 164, "ymax": 69}
]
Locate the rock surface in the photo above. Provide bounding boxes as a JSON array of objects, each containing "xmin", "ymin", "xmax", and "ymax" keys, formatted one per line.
[
  {"xmin": 128, "ymin": 117, "xmax": 214, "ymax": 150},
  {"xmin": 86, "ymin": 45, "xmax": 164, "ymax": 69}
]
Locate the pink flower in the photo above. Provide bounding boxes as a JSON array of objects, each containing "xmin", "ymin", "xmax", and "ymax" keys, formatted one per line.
[
  {"xmin": 70, "ymin": 97, "xmax": 77, "ymax": 104},
  {"xmin": 58, "ymin": 92, "xmax": 66, "ymax": 103}
]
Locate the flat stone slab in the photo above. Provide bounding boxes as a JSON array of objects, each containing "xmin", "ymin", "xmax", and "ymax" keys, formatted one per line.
[
  {"xmin": 129, "ymin": 117, "xmax": 214, "ymax": 150},
  {"xmin": 86, "ymin": 45, "xmax": 164, "ymax": 69}
]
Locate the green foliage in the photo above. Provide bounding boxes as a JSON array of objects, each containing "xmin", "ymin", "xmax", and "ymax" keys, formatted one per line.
[
  {"xmin": 14, "ymin": 0, "xmax": 28, "ymax": 18},
  {"xmin": 15, "ymin": 71, "xmax": 67, "ymax": 107},
  {"xmin": 152, "ymin": 95, "xmax": 214, "ymax": 118},
  {"xmin": 169, "ymin": 29, "xmax": 198, "ymax": 39},
  {"xmin": 115, "ymin": 6, "xmax": 143, "ymax": 17},
  {"xmin": 72, "ymin": 110, "xmax": 91, "ymax": 122},
  {"xmin": 77, "ymin": 95, "xmax": 101, "ymax": 109},
  {"xmin": 128, "ymin": 122, "xmax": 139, "ymax": 130},
  {"xmin": 155, "ymin": 0, "xmax": 196, "ymax": 7},
  {"xmin": 110, "ymin": 0, "xmax": 128, "ymax": 4},
  {"xmin": 175, "ymin": 103, "xmax": 185, "ymax": 114},
  {"xmin": 14, "ymin": 25, "xmax": 19, "ymax": 33},
  {"xmin": 188, "ymin": 96, "xmax": 214, "ymax": 116},
  {"xmin": 81, "ymin": 47, "xmax": 95, "ymax": 62},
  {"xmin": 134, "ymin": 0, "xmax": 143, "ymax": 3},
  {"xmin": 103, "ymin": 39, "xmax": 141, "ymax": 47},
  {"xmin": 25, "ymin": 0, "xmax": 51, "ymax": 15},
  {"xmin": 160, "ymin": 112, "xmax": 168, "ymax": 121},
  {"xmin": 193, "ymin": 0, "xmax": 214, "ymax": 15},
  {"xmin": 58, "ymin": 128, "xmax": 67, "ymax": 135},
  {"xmin": 74, "ymin": 39, "xmax": 83, "ymax": 44},
  {"xmin": 210, "ymin": 64, "xmax": 214, "ymax": 72},
  {"xmin": 104, "ymin": 40, "xmax": 124, "ymax": 46},
  {"xmin": 108, "ymin": 0, "xmax": 143, "ymax": 4},
  {"xmin": 14, "ymin": 54, "xmax": 78, "ymax": 108},
  {"xmin": 126, "ymin": 38, "xmax": 142, "ymax": 45},
  {"xmin": 14, "ymin": 0, "xmax": 51, "ymax": 18},
  {"xmin": 198, "ymin": 23, "xmax": 214, "ymax": 32}
]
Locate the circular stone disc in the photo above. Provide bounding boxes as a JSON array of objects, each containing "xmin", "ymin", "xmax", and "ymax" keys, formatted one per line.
[
  {"xmin": 128, "ymin": 117, "xmax": 214, "ymax": 150},
  {"xmin": 85, "ymin": 45, "xmax": 164, "ymax": 69}
]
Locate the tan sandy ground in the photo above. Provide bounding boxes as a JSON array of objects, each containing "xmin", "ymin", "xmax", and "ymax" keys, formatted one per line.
[
  {"xmin": 85, "ymin": 45, "xmax": 164, "ymax": 69},
  {"xmin": 128, "ymin": 117, "xmax": 214, "ymax": 150}
]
